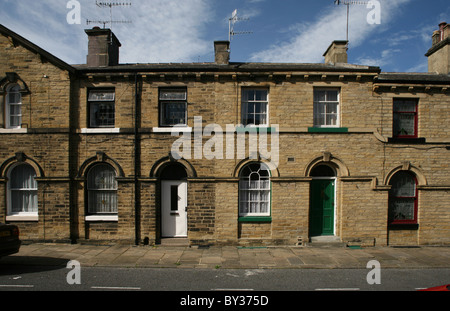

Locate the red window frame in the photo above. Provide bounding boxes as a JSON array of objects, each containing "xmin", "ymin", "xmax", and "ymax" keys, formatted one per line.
[
  {"xmin": 393, "ymin": 99, "xmax": 418, "ymax": 138},
  {"xmin": 388, "ymin": 172, "xmax": 418, "ymax": 225}
]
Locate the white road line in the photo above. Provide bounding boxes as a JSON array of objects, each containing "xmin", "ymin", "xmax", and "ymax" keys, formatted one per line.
[
  {"xmin": 315, "ymin": 288, "xmax": 360, "ymax": 291},
  {"xmin": 91, "ymin": 286, "xmax": 141, "ymax": 290},
  {"xmin": 212, "ymin": 288, "xmax": 255, "ymax": 291}
]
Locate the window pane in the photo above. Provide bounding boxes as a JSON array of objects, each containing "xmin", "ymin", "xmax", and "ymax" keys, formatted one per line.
[
  {"xmin": 326, "ymin": 114, "xmax": 337, "ymax": 126},
  {"xmin": 89, "ymin": 91, "xmax": 115, "ymax": 101},
  {"xmin": 10, "ymin": 165, "xmax": 37, "ymax": 189},
  {"xmin": 314, "ymin": 91, "xmax": 326, "ymax": 102},
  {"xmin": 160, "ymin": 89, "xmax": 187, "ymax": 101},
  {"xmin": 91, "ymin": 103, "xmax": 115, "ymax": 127},
  {"xmin": 255, "ymin": 90, "xmax": 267, "ymax": 101},
  {"xmin": 394, "ymin": 101, "xmax": 416, "ymax": 112},
  {"xmin": 326, "ymin": 90, "xmax": 338, "ymax": 102},
  {"xmin": 393, "ymin": 113, "xmax": 415, "ymax": 137},
  {"xmin": 389, "ymin": 199, "xmax": 415, "ymax": 221},
  {"xmin": 88, "ymin": 165, "xmax": 117, "ymax": 190},
  {"xmin": 10, "ymin": 116, "xmax": 21, "ymax": 127},
  {"xmin": 390, "ymin": 172, "xmax": 416, "ymax": 197},
  {"xmin": 88, "ymin": 191, "xmax": 117, "ymax": 214},
  {"xmin": 10, "ymin": 104, "xmax": 22, "ymax": 116},
  {"xmin": 162, "ymin": 102, "xmax": 187, "ymax": 126}
]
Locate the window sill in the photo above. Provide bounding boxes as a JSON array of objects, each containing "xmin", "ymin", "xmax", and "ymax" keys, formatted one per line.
[
  {"xmin": 236, "ymin": 126, "xmax": 276, "ymax": 133},
  {"xmin": 153, "ymin": 127, "xmax": 192, "ymax": 133},
  {"xmin": 6, "ymin": 215, "xmax": 38, "ymax": 222},
  {"xmin": 238, "ymin": 216, "xmax": 272, "ymax": 223},
  {"xmin": 85, "ymin": 215, "xmax": 118, "ymax": 222},
  {"xmin": 0, "ymin": 128, "xmax": 28, "ymax": 134},
  {"xmin": 388, "ymin": 223, "xmax": 419, "ymax": 230},
  {"xmin": 388, "ymin": 137, "xmax": 426, "ymax": 144},
  {"xmin": 81, "ymin": 128, "xmax": 120, "ymax": 134},
  {"xmin": 308, "ymin": 127, "xmax": 348, "ymax": 133}
]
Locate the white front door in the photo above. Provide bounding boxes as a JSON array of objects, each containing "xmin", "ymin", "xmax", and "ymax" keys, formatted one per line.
[{"xmin": 161, "ymin": 181, "xmax": 187, "ymax": 238}]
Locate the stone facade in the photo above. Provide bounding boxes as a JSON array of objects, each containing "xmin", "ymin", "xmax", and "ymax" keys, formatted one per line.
[{"xmin": 1, "ymin": 23, "xmax": 449, "ymax": 247}]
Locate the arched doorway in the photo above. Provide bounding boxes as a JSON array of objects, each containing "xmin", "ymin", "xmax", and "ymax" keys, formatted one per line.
[
  {"xmin": 160, "ymin": 163, "xmax": 188, "ymax": 238},
  {"xmin": 309, "ymin": 164, "xmax": 336, "ymax": 237}
]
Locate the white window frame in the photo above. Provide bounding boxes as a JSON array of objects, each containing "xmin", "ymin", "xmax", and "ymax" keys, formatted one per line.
[
  {"xmin": 6, "ymin": 163, "xmax": 38, "ymax": 220},
  {"xmin": 159, "ymin": 88, "xmax": 188, "ymax": 127},
  {"xmin": 313, "ymin": 88, "xmax": 340, "ymax": 128},
  {"xmin": 239, "ymin": 163, "xmax": 271, "ymax": 217},
  {"xmin": 5, "ymin": 84, "xmax": 22, "ymax": 129},
  {"xmin": 241, "ymin": 88, "xmax": 269, "ymax": 127}
]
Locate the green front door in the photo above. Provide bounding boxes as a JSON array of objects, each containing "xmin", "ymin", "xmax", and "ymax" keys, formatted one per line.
[{"xmin": 310, "ymin": 179, "xmax": 335, "ymax": 236}]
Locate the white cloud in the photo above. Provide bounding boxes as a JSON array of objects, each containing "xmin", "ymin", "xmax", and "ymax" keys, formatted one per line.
[
  {"xmin": 0, "ymin": 0, "xmax": 214, "ymax": 64},
  {"xmin": 113, "ymin": 0, "xmax": 213, "ymax": 63},
  {"xmin": 249, "ymin": 0, "xmax": 412, "ymax": 63}
]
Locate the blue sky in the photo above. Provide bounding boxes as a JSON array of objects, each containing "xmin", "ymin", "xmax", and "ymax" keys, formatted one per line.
[{"xmin": 0, "ymin": 0, "xmax": 449, "ymax": 72}]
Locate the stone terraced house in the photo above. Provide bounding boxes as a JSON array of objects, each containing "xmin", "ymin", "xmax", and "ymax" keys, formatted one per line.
[{"xmin": 0, "ymin": 23, "xmax": 449, "ymax": 247}]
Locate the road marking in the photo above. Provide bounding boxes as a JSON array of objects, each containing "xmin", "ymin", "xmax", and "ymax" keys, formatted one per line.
[
  {"xmin": 91, "ymin": 286, "xmax": 141, "ymax": 290},
  {"xmin": 0, "ymin": 284, "xmax": 34, "ymax": 288},
  {"xmin": 315, "ymin": 288, "xmax": 360, "ymax": 291},
  {"xmin": 212, "ymin": 288, "xmax": 255, "ymax": 291}
]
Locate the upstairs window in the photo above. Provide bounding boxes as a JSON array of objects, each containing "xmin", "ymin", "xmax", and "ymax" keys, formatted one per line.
[
  {"xmin": 242, "ymin": 89, "xmax": 269, "ymax": 126},
  {"xmin": 88, "ymin": 90, "xmax": 115, "ymax": 128},
  {"xmin": 159, "ymin": 88, "xmax": 187, "ymax": 127},
  {"xmin": 393, "ymin": 99, "xmax": 418, "ymax": 138},
  {"xmin": 6, "ymin": 84, "xmax": 22, "ymax": 129},
  {"xmin": 313, "ymin": 88, "xmax": 340, "ymax": 128}
]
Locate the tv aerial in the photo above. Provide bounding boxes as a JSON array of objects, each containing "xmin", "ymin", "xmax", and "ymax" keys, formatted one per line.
[
  {"xmin": 228, "ymin": 9, "xmax": 253, "ymax": 42},
  {"xmin": 86, "ymin": 1, "xmax": 132, "ymax": 30},
  {"xmin": 334, "ymin": 1, "xmax": 369, "ymax": 46}
]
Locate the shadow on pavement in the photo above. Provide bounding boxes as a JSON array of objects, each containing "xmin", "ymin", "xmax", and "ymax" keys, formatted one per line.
[{"xmin": 0, "ymin": 256, "xmax": 68, "ymax": 276}]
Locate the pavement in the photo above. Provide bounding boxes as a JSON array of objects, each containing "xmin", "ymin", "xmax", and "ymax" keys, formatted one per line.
[{"xmin": 1, "ymin": 242, "xmax": 449, "ymax": 270}]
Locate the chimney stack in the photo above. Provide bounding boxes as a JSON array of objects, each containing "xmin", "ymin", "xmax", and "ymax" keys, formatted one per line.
[
  {"xmin": 323, "ymin": 40, "xmax": 348, "ymax": 65},
  {"xmin": 425, "ymin": 22, "xmax": 449, "ymax": 74},
  {"xmin": 85, "ymin": 27, "xmax": 121, "ymax": 67},
  {"xmin": 214, "ymin": 41, "xmax": 230, "ymax": 65}
]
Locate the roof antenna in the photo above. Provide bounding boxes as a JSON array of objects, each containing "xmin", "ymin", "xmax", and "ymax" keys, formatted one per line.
[
  {"xmin": 87, "ymin": 1, "xmax": 132, "ymax": 33},
  {"xmin": 334, "ymin": 1, "xmax": 369, "ymax": 48},
  {"xmin": 228, "ymin": 9, "xmax": 253, "ymax": 42}
]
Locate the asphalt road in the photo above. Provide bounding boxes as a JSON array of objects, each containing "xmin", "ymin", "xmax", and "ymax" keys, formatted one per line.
[{"xmin": 0, "ymin": 265, "xmax": 448, "ymax": 292}]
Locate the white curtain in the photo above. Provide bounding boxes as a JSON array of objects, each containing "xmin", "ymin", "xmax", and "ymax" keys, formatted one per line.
[
  {"xmin": 9, "ymin": 164, "xmax": 38, "ymax": 214},
  {"xmin": 87, "ymin": 164, "xmax": 118, "ymax": 214},
  {"xmin": 239, "ymin": 163, "xmax": 270, "ymax": 216}
]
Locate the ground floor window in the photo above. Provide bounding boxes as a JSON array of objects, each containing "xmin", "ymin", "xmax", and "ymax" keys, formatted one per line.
[
  {"xmin": 239, "ymin": 162, "xmax": 271, "ymax": 217},
  {"xmin": 7, "ymin": 164, "xmax": 38, "ymax": 216},
  {"xmin": 87, "ymin": 164, "xmax": 118, "ymax": 214},
  {"xmin": 388, "ymin": 171, "xmax": 418, "ymax": 225}
]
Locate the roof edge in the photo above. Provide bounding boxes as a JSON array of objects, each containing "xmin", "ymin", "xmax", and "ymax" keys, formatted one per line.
[{"xmin": 0, "ymin": 24, "xmax": 75, "ymax": 74}]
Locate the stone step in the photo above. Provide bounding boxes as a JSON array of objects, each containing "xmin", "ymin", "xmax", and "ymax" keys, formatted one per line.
[
  {"xmin": 159, "ymin": 238, "xmax": 189, "ymax": 246},
  {"xmin": 308, "ymin": 236, "xmax": 347, "ymax": 248}
]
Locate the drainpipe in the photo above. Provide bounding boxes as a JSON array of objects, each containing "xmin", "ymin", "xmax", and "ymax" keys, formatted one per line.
[{"xmin": 134, "ymin": 73, "xmax": 141, "ymax": 245}]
